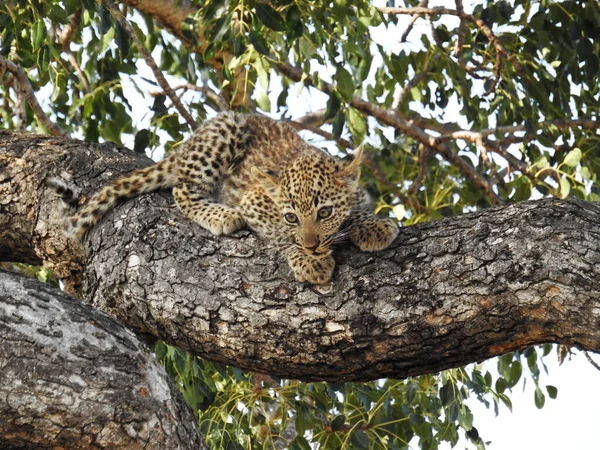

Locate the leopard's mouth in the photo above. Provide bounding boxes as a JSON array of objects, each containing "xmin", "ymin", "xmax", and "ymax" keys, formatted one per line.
[{"xmin": 301, "ymin": 246, "xmax": 330, "ymax": 256}]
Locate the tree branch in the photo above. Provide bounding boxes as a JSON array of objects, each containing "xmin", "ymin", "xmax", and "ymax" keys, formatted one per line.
[
  {"xmin": 0, "ymin": 269, "xmax": 207, "ymax": 449},
  {"xmin": 0, "ymin": 56, "xmax": 67, "ymax": 137},
  {"xmin": 151, "ymin": 83, "xmax": 229, "ymax": 112},
  {"xmin": 58, "ymin": 9, "xmax": 92, "ymax": 94},
  {"xmin": 105, "ymin": 1, "xmax": 199, "ymax": 129},
  {"xmin": 377, "ymin": 5, "xmax": 521, "ymax": 93},
  {"xmin": 440, "ymin": 119, "xmax": 600, "ymax": 141},
  {"xmin": 400, "ymin": 0, "xmax": 429, "ymax": 43},
  {"xmin": 3, "ymin": 132, "xmax": 600, "ymax": 383}
]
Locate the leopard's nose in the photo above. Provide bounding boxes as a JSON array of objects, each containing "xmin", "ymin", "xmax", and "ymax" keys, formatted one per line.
[
  {"xmin": 305, "ymin": 242, "xmax": 319, "ymax": 252},
  {"xmin": 303, "ymin": 236, "xmax": 320, "ymax": 252}
]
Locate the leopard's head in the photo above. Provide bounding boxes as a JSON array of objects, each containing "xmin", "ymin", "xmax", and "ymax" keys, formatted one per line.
[{"xmin": 252, "ymin": 145, "xmax": 363, "ymax": 255}]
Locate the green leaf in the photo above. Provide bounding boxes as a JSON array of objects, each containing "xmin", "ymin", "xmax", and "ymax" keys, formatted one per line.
[
  {"xmin": 409, "ymin": 412, "xmax": 425, "ymax": 424},
  {"xmin": 484, "ymin": 371, "xmax": 492, "ymax": 388},
  {"xmin": 559, "ymin": 178, "xmax": 571, "ymax": 199},
  {"xmin": 31, "ymin": 19, "xmax": 47, "ymax": 51},
  {"xmin": 448, "ymin": 402, "xmax": 459, "ymax": 422},
  {"xmin": 293, "ymin": 436, "xmax": 312, "ymax": 450},
  {"xmin": 513, "ymin": 175, "xmax": 532, "ymax": 201},
  {"xmin": 115, "ymin": 21, "xmax": 131, "ymax": 60},
  {"xmin": 495, "ymin": 377, "xmax": 507, "ymax": 394},
  {"xmin": 134, "ymin": 129, "xmax": 151, "ymax": 154},
  {"xmin": 249, "ymin": 30, "xmax": 270, "ymax": 55},
  {"xmin": 458, "ymin": 405, "xmax": 473, "ymax": 431},
  {"xmin": 563, "ymin": 147, "xmax": 582, "ymax": 167},
  {"xmin": 533, "ymin": 156, "xmax": 549, "ymax": 169},
  {"xmin": 576, "ymin": 38, "xmax": 593, "ymax": 60},
  {"xmin": 439, "ymin": 383, "xmax": 454, "ymax": 406},
  {"xmin": 350, "ymin": 430, "xmax": 370, "ymax": 449},
  {"xmin": 255, "ymin": 3, "xmax": 286, "ymax": 32},
  {"xmin": 331, "ymin": 414, "xmax": 345, "ymax": 431},
  {"xmin": 507, "ymin": 361, "xmax": 522, "ymax": 387},
  {"xmin": 256, "ymin": 90, "xmax": 271, "ymax": 112},
  {"xmin": 534, "ymin": 387, "xmax": 546, "ymax": 409},
  {"xmin": 347, "ymin": 107, "xmax": 366, "ymax": 143},
  {"xmin": 498, "ymin": 393, "xmax": 512, "ymax": 412},
  {"xmin": 335, "ymin": 66, "xmax": 354, "ymax": 102},
  {"xmin": 37, "ymin": 44, "xmax": 51, "ymax": 73},
  {"xmin": 546, "ymin": 385, "xmax": 558, "ymax": 399},
  {"xmin": 100, "ymin": 5, "xmax": 112, "ymax": 35},
  {"xmin": 51, "ymin": 73, "xmax": 67, "ymax": 103},
  {"xmin": 332, "ymin": 110, "xmax": 345, "ymax": 138}
]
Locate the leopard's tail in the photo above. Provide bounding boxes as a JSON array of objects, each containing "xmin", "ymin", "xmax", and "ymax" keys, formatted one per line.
[{"xmin": 48, "ymin": 156, "xmax": 177, "ymax": 239}]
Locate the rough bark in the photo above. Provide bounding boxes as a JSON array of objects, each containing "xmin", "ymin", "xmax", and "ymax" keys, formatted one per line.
[
  {"xmin": 1, "ymin": 131, "xmax": 600, "ymax": 384},
  {"xmin": 0, "ymin": 269, "xmax": 207, "ymax": 449}
]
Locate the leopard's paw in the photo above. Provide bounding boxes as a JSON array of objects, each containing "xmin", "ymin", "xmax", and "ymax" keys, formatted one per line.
[
  {"xmin": 288, "ymin": 252, "xmax": 335, "ymax": 284},
  {"xmin": 203, "ymin": 207, "xmax": 245, "ymax": 236},
  {"xmin": 351, "ymin": 217, "xmax": 398, "ymax": 252}
]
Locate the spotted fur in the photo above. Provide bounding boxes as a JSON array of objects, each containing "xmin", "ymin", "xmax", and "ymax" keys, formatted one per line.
[{"xmin": 51, "ymin": 112, "xmax": 398, "ymax": 284}]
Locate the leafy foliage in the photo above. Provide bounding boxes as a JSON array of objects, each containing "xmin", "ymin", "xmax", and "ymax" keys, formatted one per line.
[
  {"xmin": 156, "ymin": 342, "xmax": 556, "ymax": 449},
  {"xmin": 1, "ymin": 0, "xmax": 597, "ymax": 448}
]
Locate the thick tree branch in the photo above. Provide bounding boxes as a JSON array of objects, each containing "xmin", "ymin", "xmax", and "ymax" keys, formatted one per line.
[
  {"xmin": 2, "ymin": 132, "xmax": 600, "ymax": 383},
  {"xmin": 0, "ymin": 269, "xmax": 207, "ymax": 449}
]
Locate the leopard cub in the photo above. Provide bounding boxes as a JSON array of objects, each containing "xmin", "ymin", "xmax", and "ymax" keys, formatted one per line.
[{"xmin": 50, "ymin": 112, "xmax": 398, "ymax": 284}]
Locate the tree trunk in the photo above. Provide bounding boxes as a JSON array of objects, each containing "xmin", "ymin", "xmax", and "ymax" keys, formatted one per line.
[
  {"xmin": 1, "ymin": 131, "xmax": 599, "ymax": 384},
  {"xmin": 0, "ymin": 269, "xmax": 207, "ymax": 449}
]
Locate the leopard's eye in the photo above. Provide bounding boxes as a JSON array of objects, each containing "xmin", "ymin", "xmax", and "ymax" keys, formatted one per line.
[
  {"xmin": 317, "ymin": 206, "xmax": 333, "ymax": 219},
  {"xmin": 284, "ymin": 212, "xmax": 298, "ymax": 224}
]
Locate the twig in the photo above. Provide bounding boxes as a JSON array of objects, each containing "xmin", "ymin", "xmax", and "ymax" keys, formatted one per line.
[
  {"xmin": 400, "ymin": 0, "xmax": 429, "ymax": 43},
  {"xmin": 287, "ymin": 119, "xmax": 354, "ymax": 150},
  {"xmin": 151, "ymin": 83, "xmax": 228, "ymax": 111},
  {"xmin": 392, "ymin": 54, "xmax": 439, "ymax": 112},
  {"xmin": 0, "ymin": 56, "xmax": 68, "ymax": 137},
  {"xmin": 104, "ymin": 1, "xmax": 199, "ymax": 129},
  {"xmin": 454, "ymin": 0, "xmax": 467, "ymax": 62},
  {"xmin": 59, "ymin": 10, "xmax": 91, "ymax": 94},
  {"xmin": 584, "ymin": 351, "xmax": 600, "ymax": 371},
  {"xmin": 294, "ymin": 108, "xmax": 328, "ymax": 127},
  {"xmin": 440, "ymin": 119, "xmax": 599, "ymax": 141},
  {"xmin": 427, "ymin": 13, "xmax": 445, "ymax": 50},
  {"xmin": 408, "ymin": 144, "xmax": 431, "ymax": 195}
]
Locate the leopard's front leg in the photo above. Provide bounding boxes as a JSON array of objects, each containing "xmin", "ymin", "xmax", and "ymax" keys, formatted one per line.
[
  {"xmin": 348, "ymin": 211, "xmax": 398, "ymax": 252},
  {"xmin": 286, "ymin": 247, "xmax": 335, "ymax": 284},
  {"xmin": 173, "ymin": 183, "xmax": 245, "ymax": 235}
]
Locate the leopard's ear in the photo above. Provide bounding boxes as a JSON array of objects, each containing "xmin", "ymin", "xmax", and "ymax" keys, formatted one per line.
[
  {"xmin": 251, "ymin": 166, "xmax": 280, "ymax": 198},
  {"xmin": 337, "ymin": 143, "xmax": 364, "ymax": 184}
]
